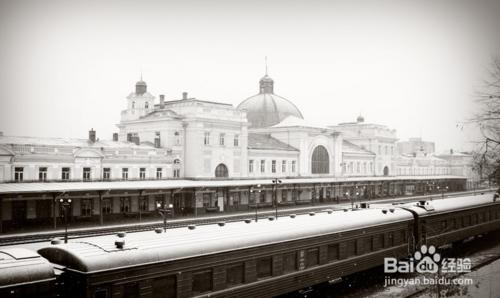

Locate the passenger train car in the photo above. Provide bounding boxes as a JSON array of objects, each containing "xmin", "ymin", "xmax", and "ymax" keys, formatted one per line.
[{"xmin": 3, "ymin": 193, "xmax": 500, "ymax": 298}]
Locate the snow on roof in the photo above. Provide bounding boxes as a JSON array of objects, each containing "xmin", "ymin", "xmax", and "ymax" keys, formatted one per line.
[
  {"xmin": 248, "ymin": 133, "xmax": 299, "ymax": 151},
  {"xmin": 272, "ymin": 115, "xmax": 328, "ymax": 129},
  {"xmin": 0, "ymin": 248, "xmax": 55, "ymax": 286},
  {"xmin": 403, "ymin": 193, "xmax": 498, "ymax": 216},
  {"xmin": 38, "ymin": 207, "xmax": 413, "ymax": 273},
  {"xmin": 0, "ymin": 135, "xmax": 156, "ymax": 149},
  {"xmin": 342, "ymin": 140, "xmax": 375, "ymax": 155},
  {"xmin": 0, "ymin": 175, "xmax": 467, "ymax": 195}
]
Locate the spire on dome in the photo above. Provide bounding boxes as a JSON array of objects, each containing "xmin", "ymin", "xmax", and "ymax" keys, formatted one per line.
[{"xmin": 259, "ymin": 57, "xmax": 274, "ymax": 94}]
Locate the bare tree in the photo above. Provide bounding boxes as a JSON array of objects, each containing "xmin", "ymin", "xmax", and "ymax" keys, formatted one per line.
[{"xmin": 470, "ymin": 57, "xmax": 500, "ymax": 186}]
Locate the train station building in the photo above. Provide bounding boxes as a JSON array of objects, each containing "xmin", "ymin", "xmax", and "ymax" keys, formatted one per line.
[{"xmin": 0, "ymin": 71, "xmax": 473, "ymax": 232}]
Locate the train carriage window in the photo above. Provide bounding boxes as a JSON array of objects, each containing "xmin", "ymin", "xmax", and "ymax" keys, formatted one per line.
[
  {"xmin": 94, "ymin": 289, "xmax": 108, "ymax": 298},
  {"xmin": 306, "ymin": 248, "xmax": 319, "ymax": 267},
  {"xmin": 123, "ymin": 283, "xmax": 139, "ymax": 298},
  {"xmin": 478, "ymin": 212, "xmax": 484, "ymax": 223},
  {"xmin": 283, "ymin": 252, "xmax": 297, "ymax": 273},
  {"xmin": 388, "ymin": 232, "xmax": 395, "ymax": 247},
  {"xmin": 450, "ymin": 218, "xmax": 457, "ymax": 229},
  {"xmin": 257, "ymin": 257, "xmax": 272, "ymax": 279},
  {"xmin": 363, "ymin": 237, "xmax": 372, "ymax": 253},
  {"xmin": 226, "ymin": 263, "xmax": 245, "ymax": 287},
  {"xmin": 346, "ymin": 240, "xmax": 356, "ymax": 258},
  {"xmin": 400, "ymin": 230, "xmax": 407, "ymax": 244},
  {"xmin": 152, "ymin": 275, "xmax": 176, "ymax": 298},
  {"xmin": 377, "ymin": 234, "xmax": 385, "ymax": 250},
  {"xmin": 327, "ymin": 244, "xmax": 339, "ymax": 261},
  {"xmin": 472, "ymin": 214, "xmax": 478, "ymax": 225},
  {"xmin": 441, "ymin": 220, "xmax": 447, "ymax": 231},
  {"xmin": 464, "ymin": 215, "xmax": 470, "ymax": 226},
  {"xmin": 192, "ymin": 269, "xmax": 212, "ymax": 294}
]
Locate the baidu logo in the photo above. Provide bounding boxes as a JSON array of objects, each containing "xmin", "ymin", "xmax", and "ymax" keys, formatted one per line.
[
  {"xmin": 385, "ymin": 245, "xmax": 471, "ymax": 274},
  {"xmin": 385, "ymin": 244, "xmax": 441, "ymax": 274}
]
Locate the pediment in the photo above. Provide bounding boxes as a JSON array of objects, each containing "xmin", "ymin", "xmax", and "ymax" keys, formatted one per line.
[
  {"xmin": 0, "ymin": 145, "xmax": 15, "ymax": 156},
  {"xmin": 74, "ymin": 148, "xmax": 104, "ymax": 158}
]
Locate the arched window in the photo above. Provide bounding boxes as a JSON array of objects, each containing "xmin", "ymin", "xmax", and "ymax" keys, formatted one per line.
[
  {"xmin": 145, "ymin": 102, "xmax": 149, "ymax": 109},
  {"xmin": 215, "ymin": 163, "xmax": 228, "ymax": 178},
  {"xmin": 311, "ymin": 145, "xmax": 329, "ymax": 174},
  {"xmin": 383, "ymin": 166, "xmax": 389, "ymax": 176},
  {"xmin": 132, "ymin": 101, "xmax": 135, "ymax": 109}
]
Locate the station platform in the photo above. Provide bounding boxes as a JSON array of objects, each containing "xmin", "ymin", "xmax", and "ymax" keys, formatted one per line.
[{"xmin": 0, "ymin": 188, "xmax": 494, "ymax": 246}]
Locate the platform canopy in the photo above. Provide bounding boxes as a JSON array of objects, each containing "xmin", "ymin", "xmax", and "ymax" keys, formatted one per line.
[{"xmin": 0, "ymin": 175, "xmax": 466, "ymax": 195}]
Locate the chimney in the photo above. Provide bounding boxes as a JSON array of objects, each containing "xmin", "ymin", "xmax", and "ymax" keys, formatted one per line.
[
  {"xmin": 182, "ymin": 92, "xmax": 188, "ymax": 100},
  {"xmin": 159, "ymin": 94, "xmax": 165, "ymax": 109},
  {"xmin": 112, "ymin": 133, "xmax": 118, "ymax": 141},
  {"xmin": 89, "ymin": 129, "xmax": 96, "ymax": 143}
]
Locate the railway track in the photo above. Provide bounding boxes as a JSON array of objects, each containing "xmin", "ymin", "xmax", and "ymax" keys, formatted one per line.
[{"xmin": 0, "ymin": 189, "xmax": 494, "ymax": 246}]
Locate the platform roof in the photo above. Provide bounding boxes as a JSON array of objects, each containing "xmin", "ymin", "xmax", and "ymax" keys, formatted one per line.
[{"xmin": 0, "ymin": 175, "xmax": 467, "ymax": 195}]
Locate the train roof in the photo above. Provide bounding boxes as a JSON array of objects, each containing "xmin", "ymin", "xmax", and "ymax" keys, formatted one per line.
[
  {"xmin": 402, "ymin": 193, "xmax": 499, "ymax": 216},
  {"xmin": 0, "ymin": 248, "xmax": 55, "ymax": 288},
  {"xmin": 38, "ymin": 207, "xmax": 412, "ymax": 273}
]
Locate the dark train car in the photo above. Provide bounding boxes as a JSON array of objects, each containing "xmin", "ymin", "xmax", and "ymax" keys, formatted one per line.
[
  {"xmin": 38, "ymin": 207, "xmax": 414, "ymax": 298},
  {"xmin": 0, "ymin": 248, "xmax": 56, "ymax": 298},
  {"xmin": 404, "ymin": 194, "xmax": 500, "ymax": 248}
]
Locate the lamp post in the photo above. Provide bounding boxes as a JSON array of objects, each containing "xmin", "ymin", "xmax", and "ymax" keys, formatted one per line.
[
  {"xmin": 272, "ymin": 178, "xmax": 282, "ymax": 220},
  {"xmin": 59, "ymin": 197, "xmax": 72, "ymax": 244},
  {"xmin": 346, "ymin": 191, "xmax": 352, "ymax": 209},
  {"xmin": 250, "ymin": 184, "xmax": 262, "ymax": 222},
  {"xmin": 156, "ymin": 202, "xmax": 173, "ymax": 232}
]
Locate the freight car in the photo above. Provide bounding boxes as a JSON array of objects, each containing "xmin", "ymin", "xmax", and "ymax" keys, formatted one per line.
[{"xmin": 29, "ymin": 193, "xmax": 500, "ymax": 298}]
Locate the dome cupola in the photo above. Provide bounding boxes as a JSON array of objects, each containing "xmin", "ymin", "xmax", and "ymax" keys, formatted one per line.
[{"xmin": 135, "ymin": 77, "xmax": 147, "ymax": 95}]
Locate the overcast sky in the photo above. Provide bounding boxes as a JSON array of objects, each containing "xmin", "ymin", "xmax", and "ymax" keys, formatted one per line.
[{"xmin": 1, "ymin": 0, "xmax": 499, "ymax": 153}]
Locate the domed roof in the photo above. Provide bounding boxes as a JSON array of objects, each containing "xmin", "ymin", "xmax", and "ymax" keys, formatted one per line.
[
  {"xmin": 237, "ymin": 74, "xmax": 303, "ymax": 128},
  {"xmin": 136, "ymin": 80, "xmax": 147, "ymax": 86}
]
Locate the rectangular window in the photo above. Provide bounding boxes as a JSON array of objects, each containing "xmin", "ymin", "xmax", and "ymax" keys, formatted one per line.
[
  {"xmin": 192, "ymin": 269, "xmax": 212, "ymax": 294},
  {"xmin": 83, "ymin": 167, "xmax": 91, "ymax": 181},
  {"xmin": 219, "ymin": 133, "xmax": 225, "ymax": 146},
  {"xmin": 123, "ymin": 283, "xmax": 139, "ymax": 298},
  {"xmin": 61, "ymin": 167, "xmax": 70, "ymax": 180},
  {"xmin": 152, "ymin": 275, "xmax": 176, "ymax": 298},
  {"xmin": 101, "ymin": 198, "xmax": 112, "ymax": 215},
  {"xmin": 363, "ymin": 237, "xmax": 373, "ymax": 253},
  {"xmin": 282, "ymin": 189, "xmax": 287, "ymax": 201},
  {"xmin": 327, "ymin": 244, "xmax": 339, "ymax": 261},
  {"xmin": 203, "ymin": 193, "xmax": 211, "ymax": 207},
  {"xmin": 291, "ymin": 161, "xmax": 296, "ymax": 173},
  {"xmin": 81, "ymin": 198, "xmax": 92, "ymax": 217},
  {"xmin": 38, "ymin": 167, "xmax": 48, "ymax": 181},
  {"xmin": 122, "ymin": 168, "xmax": 128, "ymax": 180},
  {"xmin": 346, "ymin": 240, "xmax": 356, "ymax": 258},
  {"xmin": 234, "ymin": 134, "xmax": 239, "ymax": 147},
  {"xmin": 102, "ymin": 168, "xmax": 110, "ymax": 180},
  {"xmin": 282, "ymin": 160, "xmax": 286, "ymax": 173},
  {"xmin": 256, "ymin": 257, "xmax": 272, "ymax": 279},
  {"xmin": 204, "ymin": 132, "xmax": 210, "ymax": 145},
  {"xmin": 173, "ymin": 168, "xmax": 180, "ymax": 178},
  {"xmin": 120, "ymin": 197, "xmax": 131, "ymax": 213},
  {"xmin": 154, "ymin": 131, "xmax": 161, "ymax": 148},
  {"xmin": 139, "ymin": 168, "xmax": 146, "ymax": 180},
  {"xmin": 156, "ymin": 168, "xmax": 162, "ymax": 179},
  {"xmin": 271, "ymin": 160, "xmax": 276, "ymax": 173},
  {"xmin": 306, "ymin": 248, "xmax": 319, "ymax": 267},
  {"xmin": 260, "ymin": 160, "xmax": 265, "ymax": 173},
  {"xmin": 283, "ymin": 252, "xmax": 297, "ymax": 273},
  {"xmin": 248, "ymin": 160, "xmax": 254, "ymax": 173},
  {"xmin": 226, "ymin": 263, "xmax": 244, "ymax": 287}
]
